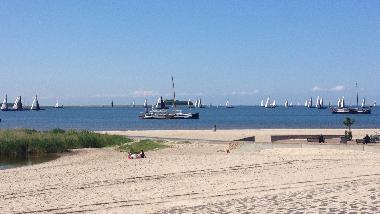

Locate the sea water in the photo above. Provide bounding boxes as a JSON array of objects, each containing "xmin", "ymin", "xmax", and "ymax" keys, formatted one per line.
[{"xmin": 0, "ymin": 106, "xmax": 379, "ymax": 131}]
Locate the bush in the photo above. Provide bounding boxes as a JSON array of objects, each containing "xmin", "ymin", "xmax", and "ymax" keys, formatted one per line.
[{"xmin": 0, "ymin": 129, "xmax": 131, "ymax": 158}]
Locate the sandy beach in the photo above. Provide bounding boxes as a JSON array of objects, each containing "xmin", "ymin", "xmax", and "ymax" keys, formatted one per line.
[
  {"xmin": 1, "ymin": 130, "xmax": 380, "ymax": 213},
  {"xmin": 101, "ymin": 128, "xmax": 380, "ymax": 142}
]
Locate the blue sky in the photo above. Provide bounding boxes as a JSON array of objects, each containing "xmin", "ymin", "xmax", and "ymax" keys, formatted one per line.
[{"xmin": 1, "ymin": 1, "xmax": 379, "ymax": 106}]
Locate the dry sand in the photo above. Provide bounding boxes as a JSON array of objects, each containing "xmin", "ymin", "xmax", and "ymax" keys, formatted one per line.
[
  {"xmin": 1, "ymin": 139, "xmax": 380, "ymax": 213},
  {"xmin": 101, "ymin": 128, "xmax": 380, "ymax": 142}
]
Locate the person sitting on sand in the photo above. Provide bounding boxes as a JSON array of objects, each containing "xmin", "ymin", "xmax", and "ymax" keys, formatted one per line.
[
  {"xmin": 318, "ymin": 134, "xmax": 325, "ymax": 143},
  {"xmin": 364, "ymin": 134, "xmax": 370, "ymax": 144},
  {"xmin": 140, "ymin": 150, "xmax": 146, "ymax": 158}
]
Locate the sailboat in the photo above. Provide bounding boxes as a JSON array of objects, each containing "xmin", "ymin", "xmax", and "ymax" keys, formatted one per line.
[
  {"xmin": 284, "ymin": 100, "xmax": 289, "ymax": 108},
  {"xmin": 143, "ymin": 99, "xmax": 148, "ymax": 108},
  {"xmin": 54, "ymin": 100, "xmax": 63, "ymax": 108},
  {"xmin": 260, "ymin": 100, "xmax": 264, "ymax": 107},
  {"xmin": 187, "ymin": 99, "xmax": 192, "ymax": 108},
  {"xmin": 12, "ymin": 96, "xmax": 23, "ymax": 111},
  {"xmin": 140, "ymin": 76, "xmax": 199, "ymax": 119},
  {"xmin": 264, "ymin": 97, "xmax": 276, "ymax": 108},
  {"xmin": 1, "ymin": 94, "xmax": 8, "ymax": 111},
  {"xmin": 225, "ymin": 99, "xmax": 234, "ymax": 108},
  {"xmin": 331, "ymin": 82, "xmax": 371, "ymax": 114},
  {"xmin": 30, "ymin": 95, "xmax": 40, "ymax": 110},
  {"xmin": 155, "ymin": 96, "xmax": 168, "ymax": 109},
  {"xmin": 131, "ymin": 100, "xmax": 135, "ymax": 108}
]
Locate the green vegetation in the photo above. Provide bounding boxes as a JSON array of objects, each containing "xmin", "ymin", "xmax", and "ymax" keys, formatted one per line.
[
  {"xmin": 343, "ymin": 117, "xmax": 355, "ymax": 140},
  {"xmin": 0, "ymin": 129, "xmax": 132, "ymax": 158},
  {"xmin": 118, "ymin": 139, "xmax": 169, "ymax": 154}
]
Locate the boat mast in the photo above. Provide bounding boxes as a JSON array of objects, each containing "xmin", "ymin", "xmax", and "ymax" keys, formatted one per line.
[
  {"xmin": 171, "ymin": 75, "xmax": 176, "ymax": 110},
  {"xmin": 356, "ymin": 81, "xmax": 359, "ymax": 107}
]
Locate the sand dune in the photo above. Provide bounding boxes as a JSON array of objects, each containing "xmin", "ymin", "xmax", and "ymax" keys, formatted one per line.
[{"xmin": 1, "ymin": 140, "xmax": 380, "ymax": 213}]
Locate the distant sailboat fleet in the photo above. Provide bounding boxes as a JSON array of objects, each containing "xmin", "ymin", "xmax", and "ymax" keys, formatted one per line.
[{"xmin": 0, "ymin": 94, "xmax": 64, "ymax": 111}]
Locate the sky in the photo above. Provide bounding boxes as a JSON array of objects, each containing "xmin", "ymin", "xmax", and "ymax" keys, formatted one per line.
[{"xmin": 1, "ymin": 0, "xmax": 379, "ymax": 106}]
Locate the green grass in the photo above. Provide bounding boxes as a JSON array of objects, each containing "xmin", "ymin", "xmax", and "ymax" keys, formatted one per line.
[
  {"xmin": 118, "ymin": 139, "xmax": 169, "ymax": 154},
  {"xmin": 0, "ymin": 129, "xmax": 132, "ymax": 157}
]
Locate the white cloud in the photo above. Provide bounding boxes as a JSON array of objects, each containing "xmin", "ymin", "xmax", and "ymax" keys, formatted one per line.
[
  {"xmin": 312, "ymin": 85, "xmax": 345, "ymax": 92},
  {"xmin": 312, "ymin": 86, "xmax": 323, "ymax": 92},
  {"xmin": 130, "ymin": 90, "xmax": 160, "ymax": 97},
  {"xmin": 229, "ymin": 90, "xmax": 259, "ymax": 96},
  {"xmin": 330, "ymin": 85, "xmax": 345, "ymax": 92}
]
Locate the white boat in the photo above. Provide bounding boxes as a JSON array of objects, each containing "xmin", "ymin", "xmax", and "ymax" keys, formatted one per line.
[
  {"xmin": 30, "ymin": 95, "xmax": 40, "ymax": 110},
  {"xmin": 131, "ymin": 101, "xmax": 135, "ymax": 108},
  {"xmin": 140, "ymin": 76, "xmax": 199, "ymax": 119},
  {"xmin": 54, "ymin": 100, "xmax": 63, "ymax": 108},
  {"xmin": 304, "ymin": 100, "xmax": 308, "ymax": 107},
  {"xmin": 1, "ymin": 94, "xmax": 8, "ymax": 111},
  {"xmin": 260, "ymin": 100, "xmax": 264, "ymax": 107},
  {"xmin": 264, "ymin": 97, "xmax": 276, "ymax": 108},
  {"xmin": 225, "ymin": 99, "xmax": 234, "ymax": 108},
  {"xmin": 12, "ymin": 96, "xmax": 23, "ymax": 111},
  {"xmin": 284, "ymin": 100, "xmax": 289, "ymax": 108}
]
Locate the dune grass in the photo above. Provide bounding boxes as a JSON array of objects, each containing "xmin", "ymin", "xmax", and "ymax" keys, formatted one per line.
[
  {"xmin": 0, "ymin": 129, "xmax": 132, "ymax": 157},
  {"xmin": 118, "ymin": 139, "xmax": 169, "ymax": 154}
]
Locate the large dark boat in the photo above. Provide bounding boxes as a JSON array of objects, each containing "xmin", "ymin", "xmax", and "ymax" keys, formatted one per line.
[{"xmin": 330, "ymin": 82, "xmax": 372, "ymax": 114}]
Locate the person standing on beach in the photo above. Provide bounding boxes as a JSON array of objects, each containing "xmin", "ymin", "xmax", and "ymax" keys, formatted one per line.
[
  {"xmin": 364, "ymin": 134, "xmax": 370, "ymax": 144},
  {"xmin": 319, "ymin": 134, "xmax": 325, "ymax": 143}
]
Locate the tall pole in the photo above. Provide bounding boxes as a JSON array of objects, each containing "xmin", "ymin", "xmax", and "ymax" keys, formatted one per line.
[
  {"xmin": 356, "ymin": 81, "xmax": 359, "ymax": 107},
  {"xmin": 171, "ymin": 75, "xmax": 176, "ymax": 110}
]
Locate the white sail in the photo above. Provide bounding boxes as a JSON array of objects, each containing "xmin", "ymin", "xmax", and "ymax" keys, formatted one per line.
[
  {"xmin": 284, "ymin": 100, "xmax": 289, "ymax": 107},
  {"xmin": 361, "ymin": 98, "xmax": 365, "ymax": 107},
  {"xmin": 304, "ymin": 100, "xmax": 308, "ymax": 107},
  {"xmin": 198, "ymin": 99, "xmax": 202, "ymax": 108},
  {"xmin": 13, "ymin": 96, "xmax": 22, "ymax": 110},
  {"xmin": 131, "ymin": 101, "xmax": 135, "ymax": 108},
  {"xmin": 187, "ymin": 99, "xmax": 192, "ymax": 108},
  {"xmin": 272, "ymin": 100, "xmax": 276, "ymax": 107},
  {"xmin": 316, "ymin": 96, "xmax": 320, "ymax": 108},
  {"xmin": 31, "ymin": 95, "xmax": 40, "ymax": 110},
  {"xmin": 260, "ymin": 100, "xmax": 264, "ymax": 107},
  {"xmin": 265, "ymin": 97, "xmax": 270, "ymax": 108},
  {"xmin": 320, "ymin": 97, "xmax": 323, "ymax": 107},
  {"xmin": 55, "ymin": 101, "xmax": 59, "ymax": 108},
  {"xmin": 144, "ymin": 99, "xmax": 148, "ymax": 108},
  {"xmin": 340, "ymin": 97, "xmax": 345, "ymax": 108},
  {"xmin": 337, "ymin": 98, "xmax": 341, "ymax": 107},
  {"xmin": 194, "ymin": 99, "xmax": 198, "ymax": 108},
  {"xmin": 1, "ymin": 94, "xmax": 7, "ymax": 110},
  {"xmin": 225, "ymin": 99, "xmax": 230, "ymax": 107},
  {"xmin": 290, "ymin": 102, "xmax": 293, "ymax": 107}
]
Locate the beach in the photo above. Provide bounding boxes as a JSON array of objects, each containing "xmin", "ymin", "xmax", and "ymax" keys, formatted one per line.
[
  {"xmin": 1, "ymin": 129, "xmax": 380, "ymax": 213},
  {"xmin": 101, "ymin": 128, "xmax": 380, "ymax": 142}
]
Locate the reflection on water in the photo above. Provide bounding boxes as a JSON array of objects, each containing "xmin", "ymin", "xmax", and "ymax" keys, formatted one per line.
[{"xmin": 0, "ymin": 154, "xmax": 58, "ymax": 170}]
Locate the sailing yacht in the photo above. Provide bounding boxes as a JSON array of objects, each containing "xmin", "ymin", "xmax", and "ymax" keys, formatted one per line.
[
  {"xmin": 155, "ymin": 96, "xmax": 168, "ymax": 109},
  {"xmin": 12, "ymin": 96, "xmax": 23, "ymax": 111},
  {"xmin": 143, "ymin": 99, "xmax": 148, "ymax": 108},
  {"xmin": 225, "ymin": 99, "xmax": 234, "ymax": 108},
  {"xmin": 264, "ymin": 97, "xmax": 276, "ymax": 108},
  {"xmin": 30, "ymin": 95, "xmax": 40, "ymax": 110},
  {"xmin": 187, "ymin": 99, "xmax": 193, "ymax": 108},
  {"xmin": 331, "ymin": 83, "xmax": 371, "ymax": 114},
  {"xmin": 140, "ymin": 76, "xmax": 199, "ymax": 119},
  {"xmin": 1, "ymin": 94, "xmax": 8, "ymax": 111},
  {"xmin": 54, "ymin": 100, "xmax": 63, "ymax": 108},
  {"xmin": 284, "ymin": 100, "xmax": 289, "ymax": 108},
  {"xmin": 260, "ymin": 100, "xmax": 264, "ymax": 107}
]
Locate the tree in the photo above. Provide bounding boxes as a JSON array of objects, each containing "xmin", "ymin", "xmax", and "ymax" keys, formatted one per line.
[
  {"xmin": 343, "ymin": 117, "xmax": 355, "ymax": 131},
  {"xmin": 343, "ymin": 117, "xmax": 355, "ymax": 140}
]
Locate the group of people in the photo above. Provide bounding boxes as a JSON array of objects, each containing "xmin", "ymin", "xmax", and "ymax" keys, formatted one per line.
[{"xmin": 128, "ymin": 150, "xmax": 146, "ymax": 159}]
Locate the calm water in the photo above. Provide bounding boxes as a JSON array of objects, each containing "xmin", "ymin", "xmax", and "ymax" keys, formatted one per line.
[
  {"xmin": 0, "ymin": 106, "xmax": 379, "ymax": 130},
  {"xmin": 0, "ymin": 154, "xmax": 58, "ymax": 170}
]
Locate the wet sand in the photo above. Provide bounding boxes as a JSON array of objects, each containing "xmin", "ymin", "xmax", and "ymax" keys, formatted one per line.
[{"xmin": 1, "ymin": 139, "xmax": 379, "ymax": 213}]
